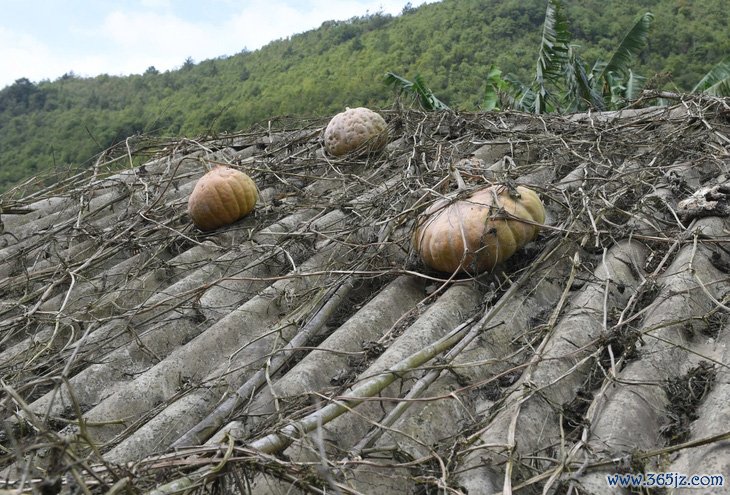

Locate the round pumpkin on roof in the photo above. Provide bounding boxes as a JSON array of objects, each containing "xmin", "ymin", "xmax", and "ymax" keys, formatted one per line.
[
  {"xmin": 324, "ymin": 107, "xmax": 388, "ymax": 156},
  {"xmin": 413, "ymin": 184, "xmax": 545, "ymax": 274},
  {"xmin": 188, "ymin": 165, "xmax": 258, "ymax": 231}
]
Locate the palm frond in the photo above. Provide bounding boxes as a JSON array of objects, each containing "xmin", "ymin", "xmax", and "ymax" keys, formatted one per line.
[{"xmin": 692, "ymin": 59, "xmax": 730, "ymax": 96}]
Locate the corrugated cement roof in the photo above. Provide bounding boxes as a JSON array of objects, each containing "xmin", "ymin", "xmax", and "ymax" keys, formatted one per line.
[{"xmin": 1, "ymin": 98, "xmax": 730, "ymax": 494}]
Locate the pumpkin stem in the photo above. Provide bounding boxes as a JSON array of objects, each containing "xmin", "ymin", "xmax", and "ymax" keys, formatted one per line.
[
  {"xmin": 505, "ymin": 181, "xmax": 522, "ymax": 199},
  {"xmin": 449, "ymin": 162, "xmax": 467, "ymax": 191}
]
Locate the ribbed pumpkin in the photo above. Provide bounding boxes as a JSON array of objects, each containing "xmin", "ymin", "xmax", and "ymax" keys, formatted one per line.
[
  {"xmin": 413, "ymin": 185, "xmax": 544, "ymax": 273},
  {"xmin": 188, "ymin": 166, "xmax": 258, "ymax": 231},
  {"xmin": 324, "ymin": 107, "xmax": 388, "ymax": 156}
]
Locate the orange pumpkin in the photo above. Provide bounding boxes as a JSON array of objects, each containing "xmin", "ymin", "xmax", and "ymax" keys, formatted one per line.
[
  {"xmin": 413, "ymin": 185, "xmax": 544, "ymax": 273},
  {"xmin": 188, "ymin": 166, "xmax": 258, "ymax": 231}
]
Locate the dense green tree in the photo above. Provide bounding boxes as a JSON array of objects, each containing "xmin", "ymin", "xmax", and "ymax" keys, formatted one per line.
[
  {"xmin": 1, "ymin": 0, "xmax": 728, "ymax": 191},
  {"xmin": 0, "ymin": 78, "xmax": 45, "ymax": 115}
]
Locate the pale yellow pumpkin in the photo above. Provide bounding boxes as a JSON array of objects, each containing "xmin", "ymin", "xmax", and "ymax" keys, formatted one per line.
[
  {"xmin": 188, "ymin": 166, "xmax": 258, "ymax": 231},
  {"xmin": 413, "ymin": 185, "xmax": 544, "ymax": 273},
  {"xmin": 324, "ymin": 107, "xmax": 388, "ymax": 156}
]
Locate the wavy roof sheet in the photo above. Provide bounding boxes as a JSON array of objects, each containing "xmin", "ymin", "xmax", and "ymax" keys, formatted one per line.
[{"xmin": 1, "ymin": 98, "xmax": 730, "ymax": 494}]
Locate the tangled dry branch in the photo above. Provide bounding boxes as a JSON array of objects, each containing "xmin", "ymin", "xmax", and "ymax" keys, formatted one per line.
[{"xmin": 1, "ymin": 95, "xmax": 729, "ymax": 493}]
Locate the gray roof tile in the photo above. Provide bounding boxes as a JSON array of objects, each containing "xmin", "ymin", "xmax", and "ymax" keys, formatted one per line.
[{"xmin": 2, "ymin": 99, "xmax": 730, "ymax": 493}]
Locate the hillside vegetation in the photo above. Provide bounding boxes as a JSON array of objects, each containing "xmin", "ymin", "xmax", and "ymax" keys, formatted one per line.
[{"xmin": 1, "ymin": 0, "xmax": 728, "ymax": 191}]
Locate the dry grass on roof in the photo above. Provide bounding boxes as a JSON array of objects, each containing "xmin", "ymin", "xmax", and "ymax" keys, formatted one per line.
[{"xmin": 0, "ymin": 95, "xmax": 729, "ymax": 494}]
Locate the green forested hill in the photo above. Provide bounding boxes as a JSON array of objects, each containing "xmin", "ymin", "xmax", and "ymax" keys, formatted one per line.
[{"xmin": 1, "ymin": 0, "xmax": 728, "ymax": 191}]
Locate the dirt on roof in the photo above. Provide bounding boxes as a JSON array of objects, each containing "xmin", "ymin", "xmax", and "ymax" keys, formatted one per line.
[{"xmin": 1, "ymin": 96, "xmax": 730, "ymax": 494}]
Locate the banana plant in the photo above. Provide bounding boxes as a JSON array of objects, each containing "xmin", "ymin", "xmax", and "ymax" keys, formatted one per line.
[
  {"xmin": 563, "ymin": 44, "xmax": 604, "ymax": 111},
  {"xmin": 594, "ymin": 12, "xmax": 654, "ymax": 87},
  {"xmin": 590, "ymin": 12, "xmax": 654, "ymax": 109},
  {"xmin": 483, "ymin": 65, "xmax": 505, "ymax": 111},
  {"xmin": 384, "ymin": 71, "xmax": 450, "ymax": 111},
  {"xmin": 494, "ymin": 0, "xmax": 570, "ymax": 114},
  {"xmin": 692, "ymin": 59, "xmax": 730, "ymax": 96},
  {"xmin": 386, "ymin": 1, "xmax": 654, "ymax": 114},
  {"xmin": 532, "ymin": 0, "xmax": 571, "ymax": 113},
  {"xmin": 502, "ymin": 2, "xmax": 653, "ymax": 113}
]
